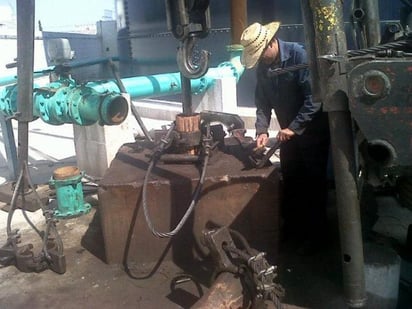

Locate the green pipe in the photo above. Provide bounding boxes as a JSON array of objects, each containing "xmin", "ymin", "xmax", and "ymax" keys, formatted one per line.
[
  {"xmin": 0, "ymin": 71, "xmax": 48, "ymax": 87},
  {"xmin": 0, "ymin": 79, "xmax": 129, "ymax": 126},
  {"xmin": 0, "ymin": 58, "xmax": 120, "ymax": 87},
  {"xmin": 89, "ymin": 46, "xmax": 244, "ymax": 99},
  {"xmin": 0, "ymin": 48, "xmax": 244, "ymax": 126}
]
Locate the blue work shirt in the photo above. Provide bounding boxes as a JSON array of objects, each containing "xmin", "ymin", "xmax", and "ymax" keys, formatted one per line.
[{"xmin": 254, "ymin": 39, "xmax": 327, "ymax": 136}]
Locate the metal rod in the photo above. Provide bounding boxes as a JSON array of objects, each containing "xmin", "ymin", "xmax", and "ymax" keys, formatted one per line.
[
  {"xmin": 300, "ymin": 0, "xmax": 322, "ymax": 104},
  {"xmin": 329, "ymin": 110, "xmax": 366, "ymax": 308},
  {"xmin": 16, "ymin": 0, "xmax": 35, "ymax": 123},
  {"xmin": 16, "ymin": 0, "xmax": 35, "ymax": 174},
  {"xmin": 108, "ymin": 60, "xmax": 153, "ymax": 142},
  {"xmin": 302, "ymin": 0, "xmax": 366, "ymax": 307},
  {"xmin": 180, "ymin": 72, "xmax": 193, "ymax": 115},
  {"xmin": 0, "ymin": 115, "xmax": 18, "ymax": 180},
  {"xmin": 360, "ymin": 0, "xmax": 381, "ymax": 47},
  {"xmin": 230, "ymin": 0, "xmax": 247, "ymax": 45}
]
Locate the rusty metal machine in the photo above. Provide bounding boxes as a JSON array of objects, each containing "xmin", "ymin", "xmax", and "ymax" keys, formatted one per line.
[
  {"xmin": 98, "ymin": 0, "xmax": 412, "ymax": 308},
  {"xmin": 3, "ymin": 0, "xmax": 411, "ymax": 307},
  {"xmin": 301, "ymin": 0, "xmax": 412, "ymax": 307},
  {"xmin": 98, "ymin": 0, "xmax": 285, "ymax": 308}
]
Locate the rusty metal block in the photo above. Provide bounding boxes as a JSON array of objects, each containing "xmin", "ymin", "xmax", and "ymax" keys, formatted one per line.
[{"xmin": 98, "ymin": 143, "xmax": 282, "ymax": 267}]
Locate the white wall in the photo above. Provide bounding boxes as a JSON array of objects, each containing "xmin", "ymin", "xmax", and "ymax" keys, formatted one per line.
[{"xmin": 0, "ymin": 38, "xmax": 47, "ymax": 77}]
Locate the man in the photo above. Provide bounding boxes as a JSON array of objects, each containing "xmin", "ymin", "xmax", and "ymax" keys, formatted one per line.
[{"xmin": 240, "ymin": 22, "xmax": 330, "ymax": 254}]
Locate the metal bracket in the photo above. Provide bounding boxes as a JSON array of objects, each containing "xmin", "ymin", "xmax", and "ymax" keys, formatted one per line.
[{"xmin": 318, "ymin": 54, "xmax": 346, "ymax": 63}]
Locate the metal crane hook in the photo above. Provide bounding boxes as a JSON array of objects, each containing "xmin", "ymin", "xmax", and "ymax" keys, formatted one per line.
[{"xmin": 177, "ymin": 35, "xmax": 210, "ymax": 79}]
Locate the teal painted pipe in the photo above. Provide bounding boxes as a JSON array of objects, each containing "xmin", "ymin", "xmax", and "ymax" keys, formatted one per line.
[
  {"xmin": 0, "ymin": 46, "xmax": 244, "ymax": 126},
  {"xmin": 0, "ymin": 71, "xmax": 48, "ymax": 87},
  {"xmin": 0, "ymin": 57, "xmax": 121, "ymax": 87},
  {"xmin": 88, "ymin": 72, "xmax": 212, "ymax": 98},
  {"xmin": 0, "ymin": 78, "xmax": 129, "ymax": 125},
  {"xmin": 87, "ymin": 46, "xmax": 244, "ymax": 100}
]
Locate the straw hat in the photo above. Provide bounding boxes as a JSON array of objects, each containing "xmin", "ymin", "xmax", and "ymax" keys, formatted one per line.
[{"xmin": 240, "ymin": 21, "xmax": 281, "ymax": 69}]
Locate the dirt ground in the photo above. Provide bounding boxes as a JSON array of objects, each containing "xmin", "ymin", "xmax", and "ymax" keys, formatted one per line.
[{"xmin": 0, "ymin": 191, "xmax": 411, "ymax": 309}]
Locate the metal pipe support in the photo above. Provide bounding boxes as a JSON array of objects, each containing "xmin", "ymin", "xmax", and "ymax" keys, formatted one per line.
[
  {"xmin": 359, "ymin": 0, "xmax": 381, "ymax": 47},
  {"xmin": 302, "ymin": 0, "xmax": 366, "ymax": 307}
]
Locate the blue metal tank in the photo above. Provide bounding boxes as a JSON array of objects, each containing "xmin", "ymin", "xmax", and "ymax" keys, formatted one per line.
[{"xmin": 117, "ymin": 0, "xmax": 403, "ymax": 107}]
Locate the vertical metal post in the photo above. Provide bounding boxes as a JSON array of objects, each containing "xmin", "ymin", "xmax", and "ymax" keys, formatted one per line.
[
  {"xmin": 0, "ymin": 115, "xmax": 18, "ymax": 180},
  {"xmin": 230, "ymin": 0, "xmax": 247, "ymax": 45},
  {"xmin": 181, "ymin": 73, "xmax": 193, "ymax": 115},
  {"xmin": 16, "ymin": 0, "xmax": 35, "ymax": 172},
  {"xmin": 360, "ymin": 0, "xmax": 381, "ymax": 47},
  {"xmin": 301, "ymin": 0, "xmax": 366, "ymax": 307},
  {"xmin": 328, "ymin": 108, "xmax": 366, "ymax": 308}
]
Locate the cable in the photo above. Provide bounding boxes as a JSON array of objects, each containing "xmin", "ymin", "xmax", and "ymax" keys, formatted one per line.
[
  {"xmin": 347, "ymin": 40, "xmax": 409, "ymax": 57},
  {"xmin": 142, "ymin": 123, "xmax": 210, "ymax": 238},
  {"xmin": 265, "ymin": 41, "xmax": 410, "ymax": 78},
  {"xmin": 4, "ymin": 161, "xmax": 64, "ymax": 263},
  {"xmin": 6, "ymin": 167, "xmax": 24, "ymax": 236}
]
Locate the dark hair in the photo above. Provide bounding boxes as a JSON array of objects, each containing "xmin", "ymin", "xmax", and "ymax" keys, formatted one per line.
[{"xmin": 268, "ymin": 36, "xmax": 277, "ymax": 47}]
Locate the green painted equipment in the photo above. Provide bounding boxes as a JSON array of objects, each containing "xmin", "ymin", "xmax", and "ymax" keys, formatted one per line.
[
  {"xmin": 0, "ymin": 47, "xmax": 244, "ymax": 126},
  {"xmin": 49, "ymin": 166, "xmax": 91, "ymax": 219}
]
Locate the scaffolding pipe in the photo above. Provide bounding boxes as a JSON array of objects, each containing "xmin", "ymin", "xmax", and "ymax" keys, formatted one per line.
[
  {"xmin": 16, "ymin": 0, "xmax": 35, "ymax": 175},
  {"xmin": 302, "ymin": 0, "xmax": 366, "ymax": 307}
]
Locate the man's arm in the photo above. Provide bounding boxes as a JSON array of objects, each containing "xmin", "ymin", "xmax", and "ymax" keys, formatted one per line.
[
  {"xmin": 287, "ymin": 46, "xmax": 322, "ymax": 135},
  {"xmin": 255, "ymin": 78, "xmax": 272, "ymax": 147}
]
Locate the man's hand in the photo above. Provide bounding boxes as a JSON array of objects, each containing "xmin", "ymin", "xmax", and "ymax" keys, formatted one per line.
[
  {"xmin": 256, "ymin": 133, "xmax": 269, "ymax": 148},
  {"xmin": 277, "ymin": 128, "xmax": 295, "ymax": 142}
]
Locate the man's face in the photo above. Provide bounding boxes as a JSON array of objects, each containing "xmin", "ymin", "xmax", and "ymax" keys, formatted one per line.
[{"xmin": 260, "ymin": 40, "xmax": 279, "ymax": 65}]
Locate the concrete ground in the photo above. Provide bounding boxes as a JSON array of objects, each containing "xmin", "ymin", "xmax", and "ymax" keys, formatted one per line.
[{"xmin": 0, "ymin": 117, "xmax": 411, "ymax": 309}]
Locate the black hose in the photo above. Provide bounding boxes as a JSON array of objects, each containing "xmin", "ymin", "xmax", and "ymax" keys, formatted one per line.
[
  {"xmin": 10, "ymin": 161, "xmax": 64, "ymax": 261},
  {"xmin": 142, "ymin": 152, "xmax": 209, "ymax": 238},
  {"xmin": 6, "ymin": 167, "xmax": 24, "ymax": 236},
  {"xmin": 20, "ymin": 163, "xmax": 43, "ymax": 237},
  {"xmin": 142, "ymin": 123, "xmax": 210, "ymax": 238}
]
